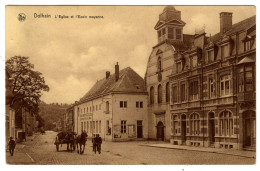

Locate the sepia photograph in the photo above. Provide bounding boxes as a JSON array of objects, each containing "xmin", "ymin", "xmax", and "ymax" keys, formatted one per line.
[{"xmin": 4, "ymin": 4, "xmax": 257, "ymax": 166}]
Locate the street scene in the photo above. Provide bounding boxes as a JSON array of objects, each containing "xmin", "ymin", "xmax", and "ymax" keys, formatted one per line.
[
  {"xmin": 6, "ymin": 131, "xmax": 256, "ymax": 165},
  {"xmin": 5, "ymin": 5, "xmax": 256, "ymax": 166}
]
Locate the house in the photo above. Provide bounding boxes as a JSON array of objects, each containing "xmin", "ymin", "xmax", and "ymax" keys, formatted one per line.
[
  {"xmin": 168, "ymin": 10, "xmax": 256, "ymax": 150},
  {"xmin": 73, "ymin": 63, "xmax": 148, "ymax": 141}
]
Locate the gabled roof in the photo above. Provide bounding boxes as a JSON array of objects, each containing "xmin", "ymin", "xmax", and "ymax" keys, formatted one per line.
[
  {"xmin": 79, "ymin": 67, "xmax": 146, "ymax": 103},
  {"xmin": 209, "ymin": 15, "xmax": 256, "ymax": 43}
]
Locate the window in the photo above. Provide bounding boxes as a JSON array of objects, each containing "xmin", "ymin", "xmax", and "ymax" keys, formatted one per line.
[
  {"xmin": 172, "ymin": 85, "xmax": 177, "ymax": 103},
  {"xmin": 93, "ymin": 121, "xmax": 96, "ymax": 133},
  {"xmin": 84, "ymin": 108, "xmax": 85, "ymax": 113},
  {"xmin": 189, "ymin": 81, "xmax": 198, "ymax": 100},
  {"xmin": 106, "ymin": 101, "xmax": 109, "ymax": 113},
  {"xmin": 90, "ymin": 121, "xmax": 92, "ymax": 133},
  {"xmin": 158, "ymin": 30, "xmax": 161, "ymax": 38},
  {"xmin": 150, "ymin": 86, "xmax": 154, "ymax": 104},
  {"xmin": 220, "ymin": 75, "xmax": 231, "ymax": 96},
  {"xmin": 208, "ymin": 50, "xmax": 214, "ymax": 63},
  {"xmin": 96, "ymin": 105, "xmax": 98, "ymax": 111},
  {"xmin": 81, "ymin": 122, "xmax": 83, "ymax": 132},
  {"xmin": 99, "ymin": 121, "xmax": 101, "ymax": 133},
  {"xmin": 162, "ymin": 28, "xmax": 166, "ymax": 35},
  {"xmin": 180, "ymin": 83, "xmax": 186, "ymax": 101},
  {"xmin": 172, "ymin": 115, "xmax": 178, "ymax": 135},
  {"xmin": 99, "ymin": 104, "xmax": 101, "ymax": 110},
  {"xmin": 219, "ymin": 111, "xmax": 233, "ymax": 136},
  {"xmin": 158, "ymin": 84, "xmax": 162, "ymax": 104},
  {"xmin": 238, "ymin": 68, "xmax": 244, "ymax": 92},
  {"xmin": 166, "ymin": 82, "xmax": 170, "ymax": 103},
  {"xmin": 121, "ymin": 120, "xmax": 127, "ymax": 133},
  {"xmin": 176, "ymin": 29, "xmax": 181, "ymax": 40},
  {"xmin": 177, "ymin": 62, "xmax": 182, "ymax": 73},
  {"xmin": 168, "ymin": 27, "xmax": 174, "ymax": 39},
  {"xmin": 158, "ymin": 57, "xmax": 162, "ymax": 72},
  {"xmin": 84, "ymin": 122, "xmax": 86, "ymax": 131},
  {"xmin": 221, "ymin": 44, "xmax": 229, "ymax": 59},
  {"xmin": 136, "ymin": 101, "xmax": 144, "ymax": 108},
  {"xmin": 120, "ymin": 101, "xmax": 127, "ymax": 108},
  {"xmin": 87, "ymin": 121, "xmax": 89, "ymax": 133},
  {"xmin": 190, "ymin": 113, "xmax": 200, "ymax": 135},
  {"xmin": 106, "ymin": 120, "xmax": 111, "ymax": 135},
  {"xmin": 87, "ymin": 107, "xmax": 88, "ymax": 113},
  {"xmin": 245, "ymin": 66, "xmax": 253, "ymax": 91},
  {"xmin": 191, "ymin": 55, "xmax": 197, "ymax": 68},
  {"xmin": 244, "ymin": 40, "xmax": 253, "ymax": 51},
  {"xmin": 96, "ymin": 121, "xmax": 98, "ymax": 133},
  {"xmin": 209, "ymin": 78, "xmax": 215, "ymax": 98}
]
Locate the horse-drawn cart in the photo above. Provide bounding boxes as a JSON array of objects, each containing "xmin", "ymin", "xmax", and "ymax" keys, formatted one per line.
[{"xmin": 54, "ymin": 132, "xmax": 76, "ymax": 152}]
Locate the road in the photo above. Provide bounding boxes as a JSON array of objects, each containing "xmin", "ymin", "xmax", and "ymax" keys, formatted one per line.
[{"xmin": 6, "ymin": 131, "xmax": 255, "ymax": 165}]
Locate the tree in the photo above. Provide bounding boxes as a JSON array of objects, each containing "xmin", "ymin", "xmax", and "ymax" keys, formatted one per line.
[{"xmin": 6, "ymin": 56, "xmax": 50, "ymax": 114}]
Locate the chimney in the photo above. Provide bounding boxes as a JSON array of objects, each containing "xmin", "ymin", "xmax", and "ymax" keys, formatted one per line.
[
  {"xmin": 115, "ymin": 62, "xmax": 119, "ymax": 82},
  {"xmin": 220, "ymin": 12, "xmax": 232, "ymax": 35},
  {"xmin": 106, "ymin": 71, "xmax": 110, "ymax": 79}
]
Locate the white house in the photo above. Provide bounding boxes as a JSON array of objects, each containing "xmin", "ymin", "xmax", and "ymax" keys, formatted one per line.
[{"xmin": 73, "ymin": 63, "xmax": 148, "ymax": 141}]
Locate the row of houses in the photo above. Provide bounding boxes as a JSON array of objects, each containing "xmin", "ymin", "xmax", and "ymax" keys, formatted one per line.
[{"xmin": 63, "ymin": 6, "xmax": 256, "ymax": 150}]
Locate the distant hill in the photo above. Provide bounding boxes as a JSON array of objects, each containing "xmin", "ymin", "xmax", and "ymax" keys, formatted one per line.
[{"xmin": 38, "ymin": 101, "xmax": 70, "ymax": 130}]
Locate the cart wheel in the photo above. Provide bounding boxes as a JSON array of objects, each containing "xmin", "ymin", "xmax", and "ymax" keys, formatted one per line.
[{"xmin": 56, "ymin": 143, "xmax": 59, "ymax": 151}]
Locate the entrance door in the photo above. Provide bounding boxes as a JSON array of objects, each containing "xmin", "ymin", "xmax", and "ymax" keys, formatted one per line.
[
  {"xmin": 243, "ymin": 111, "xmax": 256, "ymax": 147},
  {"xmin": 137, "ymin": 120, "xmax": 143, "ymax": 138},
  {"xmin": 208, "ymin": 112, "xmax": 215, "ymax": 144},
  {"xmin": 181, "ymin": 115, "xmax": 186, "ymax": 144},
  {"xmin": 157, "ymin": 121, "xmax": 164, "ymax": 141}
]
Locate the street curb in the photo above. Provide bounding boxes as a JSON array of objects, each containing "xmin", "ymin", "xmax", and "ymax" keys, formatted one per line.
[{"xmin": 140, "ymin": 144, "xmax": 256, "ymax": 159}]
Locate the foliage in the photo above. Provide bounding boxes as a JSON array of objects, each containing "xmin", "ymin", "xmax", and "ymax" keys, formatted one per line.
[
  {"xmin": 38, "ymin": 101, "xmax": 70, "ymax": 130},
  {"xmin": 6, "ymin": 56, "xmax": 49, "ymax": 114}
]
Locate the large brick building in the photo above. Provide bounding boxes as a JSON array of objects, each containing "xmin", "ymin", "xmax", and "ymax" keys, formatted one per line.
[{"xmin": 146, "ymin": 6, "xmax": 256, "ymax": 150}]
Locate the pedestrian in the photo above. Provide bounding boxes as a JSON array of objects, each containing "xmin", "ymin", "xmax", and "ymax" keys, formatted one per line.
[
  {"xmin": 92, "ymin": 134, "xmax": 96, "ymax": 153},
  {"xmin": 8, "ymin": 137, "xmax": 16, "ymax": 156},
  {"xmin": 95, "ymin": 134, "xmax": 102, "ymax": 154}
]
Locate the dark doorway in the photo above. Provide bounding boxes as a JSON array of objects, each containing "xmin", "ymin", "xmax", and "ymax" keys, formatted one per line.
[
  {"xmin": 208, "ymin": 112, "xmax": 215, "ymax": 144},
  {"xmin": 243, "ymin": 111, "xmax": 256, "ymax": 147},
  {"xmin": 181, "ymin": 114, "xmax": 186, "ymax": 144},
  {"xmin": 157, "ymin": 121, "xmax": 164, "ymax": 141},
  {"xmin": 137, "ymin": 120, "xmax": 143, "ymax": 138}
]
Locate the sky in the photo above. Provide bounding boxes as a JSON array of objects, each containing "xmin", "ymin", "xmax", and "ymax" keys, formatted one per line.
[{"xmin": 5, "ymin": 5, "xmax": 256, "ymax": 104}]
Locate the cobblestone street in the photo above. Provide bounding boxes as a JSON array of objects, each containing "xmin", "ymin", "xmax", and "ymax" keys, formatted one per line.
[{"xmin": 6, "ymin": 131, "xmax": 255, "ymax": 165}]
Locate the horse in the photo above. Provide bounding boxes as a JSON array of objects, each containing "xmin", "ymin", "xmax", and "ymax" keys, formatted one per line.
[
  {"xmin": 65, "ymin": 132, "xmax": 77, "ymax": 152},
  {"xmin": 76, "ymin": 131, "xmax": 88, "ymax": 154}
]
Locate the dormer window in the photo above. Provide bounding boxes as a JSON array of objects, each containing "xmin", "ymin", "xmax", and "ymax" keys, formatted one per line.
[
  {"xmin": 176, "ymin": 62, "xmax": 182, "ymax": 73},
  {"xmin": 208, "ymin": 50, "xmax": 214, "ymax": 63},
  {"xmin": 244, "ymin": 40, "xmax": 253, "ymax": 52},
  {"xmin": 190, "ymin": 55, "xmax": 197, "ymax": 68},
  {"xmin": 221, "ymin": 44, "xmax": 229, "ymax": 59}
]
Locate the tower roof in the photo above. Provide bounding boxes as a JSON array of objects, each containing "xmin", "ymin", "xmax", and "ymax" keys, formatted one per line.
[{"xmin": 163, "ymin": 6, "xmax": 176, "ymax": 12}]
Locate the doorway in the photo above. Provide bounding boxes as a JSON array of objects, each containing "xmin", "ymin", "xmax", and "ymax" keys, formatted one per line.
[
  {"xmin": 137, "ymin": 120, "xmax": 143, "ymax": 138},
  {"xmin": 208, "ymin": 112, "xmax": 215, "ymax": 144},
  {"xmin": 243, "ymin": 111, "xmax": 256, "ymax": 147},
  {"xmin": 181, "ymin": 114, "xmax": 186, "ymax": 144},
  {"xmin": 157, "ymin": 121, "xmax": 164, "ymax": 141}
]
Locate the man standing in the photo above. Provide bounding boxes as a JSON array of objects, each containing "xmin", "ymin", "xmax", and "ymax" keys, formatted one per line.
[
  {"xmin": 8, "ymin": 137, "xmax": 16, "ymax": 156},
  {"xmin": 95, "ymin": 134, "xmax": 102, "ymax": 154}
]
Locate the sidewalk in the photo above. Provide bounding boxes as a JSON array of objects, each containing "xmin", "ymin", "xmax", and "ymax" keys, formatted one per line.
[
  {"xmin": 141, "ymin": 143, "xmax": 256, "ymax": 158},
  {"xmin": 5, "ymin": 134, "xmax": 38, "ymax": 165}
]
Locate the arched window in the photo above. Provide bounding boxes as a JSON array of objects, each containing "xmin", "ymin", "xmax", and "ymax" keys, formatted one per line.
[
  {"xmin": 158, "ymin": 57, "xmax": 162, "ymax": 72},
  {"xmin": 219, "ymin": 111, "xmax": 233, "ymax": 136},
  {"xmin": 150, "ymin": 86, "xmax": 154, "ymax": 104},
  {"xmin": 190, "ymin": 113, "xmax": 200, "ymax": 135},
  {"xmin": 106, "ymin": 101, "xmax": 109, "ymax": 114},
  {"xmin": 158, "ymin": 84, "xmax": 162, "ymax": 104},
  {"xmin": 166, "ymin": 82, "xmax": 170, "ymax": 103}
]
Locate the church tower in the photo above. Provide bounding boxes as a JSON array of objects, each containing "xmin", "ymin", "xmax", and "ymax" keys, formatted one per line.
[{"xmin": 154, "ymin": 6, "xmax": 186, "ymax": 43}]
